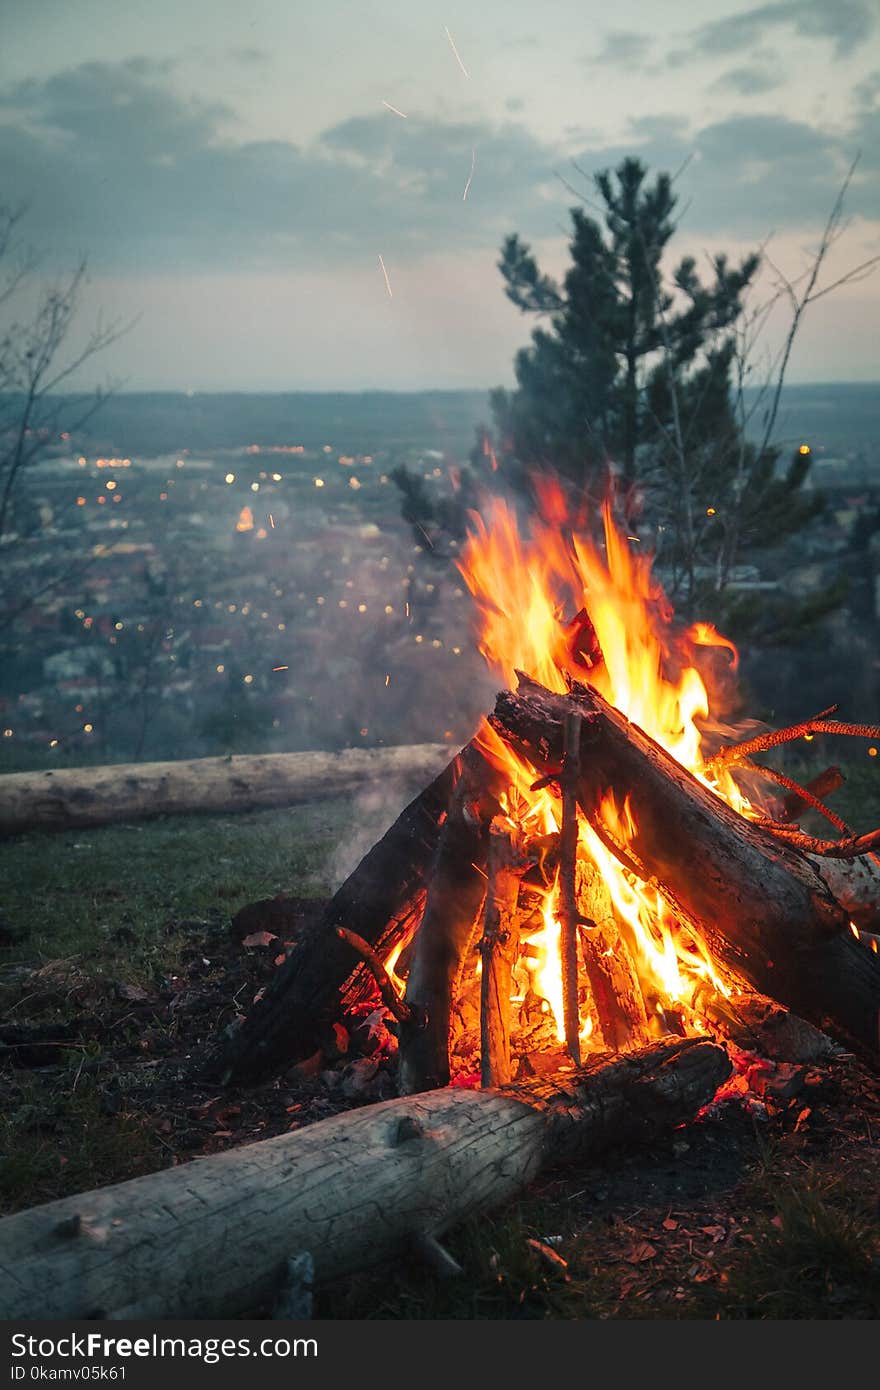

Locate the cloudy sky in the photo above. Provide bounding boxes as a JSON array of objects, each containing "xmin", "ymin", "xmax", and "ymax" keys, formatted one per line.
[{"xmin": 2, "ymin": 0, "xmax": 879, "ymax": 389}]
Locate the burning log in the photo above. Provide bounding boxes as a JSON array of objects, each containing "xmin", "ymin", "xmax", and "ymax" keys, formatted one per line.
[
  {"xmin": 0, "ymin": 745, "xmax": 451, "ymax": 837},
  {"xmin": 491, "ymin": 675, "xmax": 880, "ymax": 1065},
  {"xmin": 576, "ymin": 861, "xmax": 650, "ymax": 1051},
  {"xmin": 479, "ymin": 823, "xmax": 527, "ymax": 1087},
  {"xmin": 808, "ymin": 855, "xmax": 880, "ymax": 933},
  {"xmin": 210, "ymin": 747, "xmax": 474, "ymax": 1082},
  {"xmin": 559, "ymin": 712, "xmax": 583, "ymax": 1065},
  {"xmin": 0, "ymin": 1037, "xmax": 729, "ymax": 1320},
  {"xmin": 699, "ymin": 992, "xmax": 842, "ymax": 1064},
  {"xmin": 397, "ymin": 749, "xmax": 502, "ymax": 1095}
]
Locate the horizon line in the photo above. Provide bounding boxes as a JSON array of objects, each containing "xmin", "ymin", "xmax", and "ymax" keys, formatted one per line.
[{"xmin": 28, "ymin": 379, "xmax": 880, "ymax": 398}]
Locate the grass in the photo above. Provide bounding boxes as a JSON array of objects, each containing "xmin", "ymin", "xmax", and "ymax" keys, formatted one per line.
[
  {"xmin": 0, "ymin": 801, "xmax": 349, "ymax": 987},
  {"xmin": 0, "ymin": 1070, "xmax": 162, "ymax": 1212},
  {"xmin": 0, "ymin": 802, "xmax": 353, "ymax": 1215},
  {"xmin": 691, "ymin": 1155, "xmax": 880, "ymax": 1319},
  {"xmin": 2, "ymin": 797, "xmax": 879, "ymax": 1319},
  {"xmin": 321, "ymin": 1151, "xmax": 880, "ymax": 1321}
]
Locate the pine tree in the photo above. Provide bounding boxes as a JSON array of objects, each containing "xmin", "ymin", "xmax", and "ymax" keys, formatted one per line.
[{"xmin": 487, "ymin": 157, "xmax": 834, "ymax": 618}]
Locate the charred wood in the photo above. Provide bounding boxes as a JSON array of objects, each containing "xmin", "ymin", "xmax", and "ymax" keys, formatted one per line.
[
  {"xmin": 491, "ymin": 675, "xmax": 880, "ymax": 1065},
  {"xmin": 479, "ymin": 823, "xmax": 526, "ymax": 1087},
  {"xmin": 397, "ymin": 748, "xmax": 502, "ymax": 1094},
  {"xmin": 576, "ymin": 861, "xmax": 650, "ymax": 1051},
  {"xmin": 559, "ymin": 712, "xmax": 583, "ymax": 1065}
]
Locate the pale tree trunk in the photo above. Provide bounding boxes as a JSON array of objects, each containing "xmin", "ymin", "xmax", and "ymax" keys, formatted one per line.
[{"xmin": 0, "ymin": 1038, "xmax": 729, "ymax": 1320}]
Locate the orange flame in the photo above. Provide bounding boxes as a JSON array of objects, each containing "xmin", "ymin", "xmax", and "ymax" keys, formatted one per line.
[{"xmin": 457, "ymin": 482, "xmax": 738, "ymax": 1041}]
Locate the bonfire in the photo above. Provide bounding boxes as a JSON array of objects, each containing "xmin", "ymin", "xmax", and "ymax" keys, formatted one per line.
[{"xmin": 220, "ymin": 480, "xmax": 880, "ymax": 1092}]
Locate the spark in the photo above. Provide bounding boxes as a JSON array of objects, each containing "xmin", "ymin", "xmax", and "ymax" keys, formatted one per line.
[
  {"xmin": 378, "ymin": 254, "xmax": 393, "ymax": 298},
  {"xmin": 444, "ymin": 25, "xmax": 469, "ymax": 77},
  {"xmin": 462, "ymin": 148, "xmax": 476, "ymax": 201},
  {"xmin": 272, "ymin": 665, "xmax": 289, "ymax": 672},
  {"xmin": 268, "ymin": 514, "xmax": 275, "ymax": 528},
  {"xmin": 382, "ymin": 100, "xmax": 408, "ymax": 118},
  {"xmin": 385, "ymin": 674, "xmax": 391, "ymax": 687}
]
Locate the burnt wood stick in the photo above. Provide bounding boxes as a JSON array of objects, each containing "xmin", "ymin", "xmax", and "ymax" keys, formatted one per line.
[
  {"xmin": 208, "ymin": 747, "xmax": 474, "ymax": 1083},
  {"xmin": 576, "ymin": 860, "xmax": 650, "ymax": 1050},
  {"xmin": 397, "ymin": 748, "xmax": 503, "ymax": 1094},
  {"xmin": 490, "ymin": 675, "xmax": 880, "ymax": 1065},
  {"xmin": 479, "ymin": 823, "xmax": 525, "ymax": 1087},
  {"xmin": 0, "ymin": 1037, "xmax": 729, "ymax": 1319},
  {"xmin": 708, "ymin": 711, "xmax": 880, "ymax": 769},
  {"xmin": 559, "ymin": 713, "xmax": 582, "ymax": 1065},
  {"xmin": 780, "ymin": 765, "xmax": 845, "ymax": 821},
  {"xmin": 335, "ymin": 928, "xmax": 419, "ymax": 1026}
]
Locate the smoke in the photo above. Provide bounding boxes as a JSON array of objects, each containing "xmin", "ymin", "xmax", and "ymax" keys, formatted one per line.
[{"xmin": 327, "ymin": 776, "xmax": 427, "ymax": 889}]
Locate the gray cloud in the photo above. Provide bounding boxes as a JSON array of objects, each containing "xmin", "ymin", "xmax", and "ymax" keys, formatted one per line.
[
  {"xmin": 689, "ymin": 0, "xmax": 877, "ymax": 60},
  {"xmin": 562, "ymin": 111, "xmax": 877, "ymax": 235},
  {"xmin": 712, "ymin": 64, "xmax": 786, "ymax": 95},
  {"xmin": 625, "ymin": 114, "xmax": 691, "ymax": 143},
  {"xmin": 0, "ymin": 59, "xmax": 875, "ymax": 283},
  {"xmin": 229, "ymin": 47, "xmax": 269, "ymax": 65},
  {"xmin": 586, "ymin": 30, "xmax": 653, "ymax": 67},
  {"xmin": 0, "ymin": 62, "xmax": 564, "ymax": 271},
  {"xmin": 853, "ymin": 69, "xmax": 880, "ymax": 106}
]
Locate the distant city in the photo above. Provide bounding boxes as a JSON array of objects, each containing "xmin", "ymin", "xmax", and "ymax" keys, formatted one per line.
[{"xmin": 1, "ymin": 383, "xmax": 878, "ymax": 771}]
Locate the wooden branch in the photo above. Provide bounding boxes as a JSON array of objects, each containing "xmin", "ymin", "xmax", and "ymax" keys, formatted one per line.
[
  {"xmin": 708, "ymin": 707, "xmax": 880, "ymax": 770},
  {"xmin": 491, "ymin": 675, "xmax": 880, "ymax": 1064},
  {"xmin": 0, "ymin": 745, "xmax": 452, "ymax": 836},
  {"xmin": 479, "ymin": 822, "xmax": 525, "ymax": 1087},
  {"xmin": 0, "ymin": 1037, "xmax": 729, "ymax": 1319},
  {"xmin": 743, "ymin": 759, "xmax": 850, "ymax": 835},
  {"xmin": 748, "ymin": 762, "xmax": 880, "ymax": 871},
  {"xmin": 335, "ymin": 928, "xmax": 418, "ymax": 1026},
  {"xmin": 781, "ymin": 765, "xmax": 844, "ymax": 821},
  {"xmin": 754, "ymin": 821, "xmax": 880, "ymax": 860},
  {"xmin": 559, "ymin": 712, "xmax": 582, "ymax": 1065}
]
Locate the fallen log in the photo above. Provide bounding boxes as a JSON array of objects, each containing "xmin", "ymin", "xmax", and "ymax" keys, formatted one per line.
[
  {"xmin": 0, "ymin": 745, "xmax": 451, "ymax": 837},
  {"xmin": 209, "ymin": 745, "xmax": 483, "ymax": 1083},
  {"xmin": 491, "ymin": 675, "xmax": 880, "ymax": 1065},
  {"xmin": 0, "ymin": 1036, "xmax": 729, "ymax": 1320}
]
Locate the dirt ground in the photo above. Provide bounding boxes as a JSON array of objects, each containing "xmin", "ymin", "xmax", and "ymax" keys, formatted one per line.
[{"xmin": 2, "ymin": 891, "xmax": 879, "ymax": 1320}]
